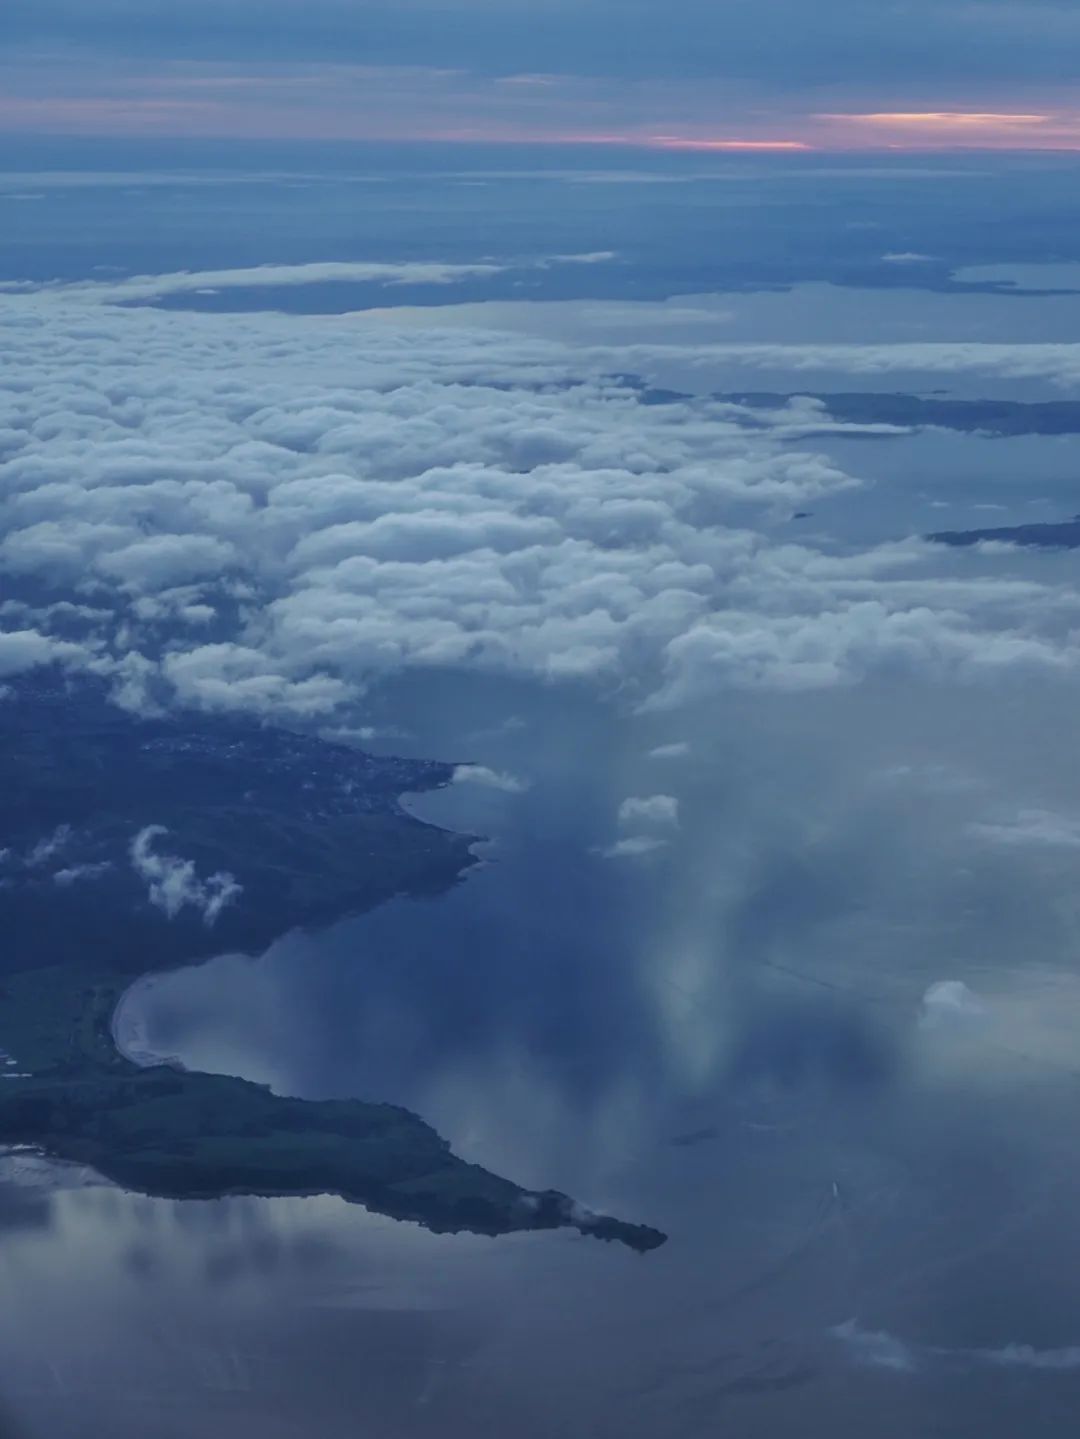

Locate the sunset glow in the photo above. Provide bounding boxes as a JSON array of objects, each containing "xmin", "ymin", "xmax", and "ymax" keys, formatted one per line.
[
  {"xmin": 811, "ymin": 108, "xmax": 1080, "ymax": 150},
  {"xmin": 821, "ymin": 111, "xmax": 1050, "ymax": 128},
  {"xmin": 2, "ymin": 57, "xmax": 1080, "ymax": 152},
  {"xmin": 645, "ymin": 136, "xmax": 812, "ymax": 152}
]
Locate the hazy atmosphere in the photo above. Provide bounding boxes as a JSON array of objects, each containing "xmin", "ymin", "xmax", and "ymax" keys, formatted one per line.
[{"xmin": 5, "ymin": 3, "xmax": 1080, "ymax": 1437}]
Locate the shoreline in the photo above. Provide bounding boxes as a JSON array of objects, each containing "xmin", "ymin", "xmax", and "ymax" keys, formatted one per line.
[
  {"xmin": 109, "ymin": 970, "xmax": 189, "ymax": 1072},
  {"xmin": 0, "ymin": 681, "xmax": 665, "ymax": 1250},
  {"xmin": 107, "ymin": 781, "xmax": 485, "ymax": 1080}
]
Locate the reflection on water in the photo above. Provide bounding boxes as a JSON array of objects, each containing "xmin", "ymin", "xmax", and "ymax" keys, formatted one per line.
[{"xmin": 8, "ymin": 674, "xmax": 1080, "ymax": 1436}]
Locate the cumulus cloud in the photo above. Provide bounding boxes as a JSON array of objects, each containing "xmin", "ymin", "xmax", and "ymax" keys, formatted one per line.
[
  {"xmin": 919, "ymin": 980, "xmax": 986, "ymax": 1031},
  {"xmin": 0, "ymin": 627, "xmax": 97, "ymax": 679},
  {"xmin": 650, "ymin": 599, "xmax": 1075, "ymax": 707},
  {"xmin": 130, "ymin": 825, "xmax": 241, "ymax": 925},
  {"xmin": 2, "ymin": 282, "xmax": 1078, "ymax": 721},
  {"xmin": 597, "ymin": 792, "xmax": 680, "ymax": 858},
  {"xmin": 162, "ymin": 644, "xmax": 351, "ymax": 717},
  {"xmin": 617, "ymin": 794, "xmax": 680, "ymax": 829},
  {"xmin": 452, "ymin": 764, "xmax": 529, "ymax": 793}
]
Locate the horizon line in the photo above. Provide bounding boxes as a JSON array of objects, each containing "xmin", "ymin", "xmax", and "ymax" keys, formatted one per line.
[{"xmin": 7, "ymin": 130, "xmax": 1080, "ymax": 156}]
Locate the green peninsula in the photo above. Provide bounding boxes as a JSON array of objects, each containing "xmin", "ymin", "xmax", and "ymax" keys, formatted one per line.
[{"xmin": 0, "ymin": 677, "xmax": 665, "ymax": 1252}]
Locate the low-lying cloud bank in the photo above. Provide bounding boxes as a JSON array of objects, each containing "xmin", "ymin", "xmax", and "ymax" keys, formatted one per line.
[
  {"xmin": 832, "ymin": 1320, "xmax": 1080, "ymax": 1374},
  {"xmin": 2, "ymin": 277, "xmax": 1078, "ymax": 724},
  {"xmin": 0, "ymin": 253, "xmax": 618, "ymax": 306}
]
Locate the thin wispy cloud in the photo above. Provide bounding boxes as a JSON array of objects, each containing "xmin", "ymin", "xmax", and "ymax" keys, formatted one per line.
[{"xmin": 6, "ymin": 5, "xmax": 1080, "ymax": 149}]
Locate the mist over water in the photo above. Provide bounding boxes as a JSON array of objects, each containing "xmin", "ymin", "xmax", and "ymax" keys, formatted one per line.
[{"xmin": 36, "ymin": 667, "xmax": 1080, "ymax": 1437}]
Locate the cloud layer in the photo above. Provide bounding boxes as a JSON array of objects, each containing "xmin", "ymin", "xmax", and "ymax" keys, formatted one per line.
[
  {"xmin": 9, "ymin": 0, "xmax": 1080, "ymax": 90},
  {"xmin": 2, "ymin": 281, "xmax": 1079, "ymax": 724},
  {"xmin": 0, "ymin": 254, "xmax": 617, "ymax": 305}
]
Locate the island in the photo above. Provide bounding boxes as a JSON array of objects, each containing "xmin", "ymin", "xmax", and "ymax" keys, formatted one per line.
[
  {"xmin": 712, "ymin": 392, "xmax": 1080, "ymax": 437},
  {"xmin": 929, "ymin": 515, "xmax": 1080, "ymax": 550},
  {"xmin": 0, "ymin": 674, "xmax": 665, "ymax": 1253}
]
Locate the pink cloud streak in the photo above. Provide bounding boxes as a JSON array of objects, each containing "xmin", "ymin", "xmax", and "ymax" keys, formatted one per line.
[{"xmin": 3, "ymin": 68, "xmax": 1080, "ymax": 152}]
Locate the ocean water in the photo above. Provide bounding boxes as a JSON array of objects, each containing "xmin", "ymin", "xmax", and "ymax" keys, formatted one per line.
[{"xmin": 8, "ymin": 672, "xmax": 1080, "ymax": 1437}]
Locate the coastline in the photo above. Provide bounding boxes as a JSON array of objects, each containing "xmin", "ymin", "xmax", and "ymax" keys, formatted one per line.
[
  {"xmin": 109, "ymin": 970, "xmax": 188, "ymax": 1072},
  {"xmin": 0, "ymin": 679, "xmax": 666, "ymax": 1251}
]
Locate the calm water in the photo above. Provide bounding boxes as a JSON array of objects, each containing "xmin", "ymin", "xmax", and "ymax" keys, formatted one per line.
[{"xmin": 7, "ymin": 674, "xmax": 1080, "ymax": 1437}]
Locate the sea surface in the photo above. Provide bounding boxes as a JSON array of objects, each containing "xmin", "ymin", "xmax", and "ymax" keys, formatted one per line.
[{"xmin": 7, "ymin": 669, "xmax": 1080, "ymax": 1437}]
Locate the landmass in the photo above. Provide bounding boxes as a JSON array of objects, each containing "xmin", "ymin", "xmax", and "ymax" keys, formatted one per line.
[
  {"xmin": 712, "ymin": 392, "xmax": 1080, "ymax": 437},
  {"xmin": 929, "ymin": 515, "xmax": 1080, "ymax": 550},
  {"xmin": 617, "ymin": 377, "xmax": 1080, "ymax": 438},
  {"xmin": 0, "ymin": 675, "xmax": 665, "ymax": 1252}
]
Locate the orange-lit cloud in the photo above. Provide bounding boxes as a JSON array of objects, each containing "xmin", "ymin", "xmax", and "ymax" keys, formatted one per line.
[
  {"xmin": 645, "ymin": 136, "xmax": 811, "ymax": 152},
  {"xmin": 812, "ymin": 108, "xmax": 1080, "ymax": 150},
  {"xmin": 821, "ymin": 111, "xmax": 1049, "ymax": 128},
  {"xmin": 4, "ymin": 58, "xmax": 1080, "ymax": 154},
  {"xmin": 634, "ymin": 109, "xmax": 1080, "ymax": 154}
]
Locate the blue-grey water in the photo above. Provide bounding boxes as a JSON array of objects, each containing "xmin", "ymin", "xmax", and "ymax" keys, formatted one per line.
[{"xmin": 8, "ymin": 672, "xmax": 1080, "ymax": 1437}]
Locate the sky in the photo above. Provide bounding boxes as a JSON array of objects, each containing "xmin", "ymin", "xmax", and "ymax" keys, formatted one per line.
[{"xmin": 6, "ymin": 0, "xmax": 1080, "ymax": 150}]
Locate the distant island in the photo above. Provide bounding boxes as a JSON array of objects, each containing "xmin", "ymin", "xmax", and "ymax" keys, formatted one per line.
[
  {"xmin": 617, "ymin": 377, "xmax": 1080, "ymax": 439},
  {"xmin": 0, "ymin": 676, "xmax": 665, "ymax": 1253},
  {"xmin": 712, "ymin": 392, "xmax": 1080, "ymax": 437},
  {"xmin": 929, "ymin": 515, "xmax": 1080, "ymax": 549}
]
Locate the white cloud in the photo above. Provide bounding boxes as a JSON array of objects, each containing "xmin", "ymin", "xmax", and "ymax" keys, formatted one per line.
[
  {"xmin": 53, "ymin": 862, "xmax": 112, "ymax": 886},
  {"xmin": 833, "ymin": 1320, "xmax": 1080, "ymax": 1374},
  {"xmin": 130, "ymin": 825, "xmax": 241, "ymax": 926},
  {"xmin": 1, "ymin": 284, "xmax": 1078, "ymax": 720},
  {"xmin": 0, "ymin": 627, "xmax": 97, "ymax": 678},
  {"xmin": 919, "ymin": 980, "xmax": 986, "ymax": 1031},
  {"xmin": 651, "ymin": 600, "xmax": 1075, "ymax": 708},
  {"xmin": 598, "ymin": 792, "xmax": 680, "ymax": 858},
  {"xmin": 162, "ymin": 644, "xmax": 351, "ymax": 717},
  {"xmin": 26, "ymin": 825, "xmax": 73, "ymax": 868},
  {"xmin": 0, "ymin": 253, "xmax": 616, "ymax": 306},
  {"xmin": 97, "ymin": 533, "xmax": 237, "ymax": 590},
  {"xmin": 618, "ymin": 794, "xmax": 680, "ymax": 829},
  {"xmin": 970, "ymin": 809, "xmax": 1080, "ymax": 848},
  {"xmin": 595, "ymin": 836, "xmax": 670, "ymax": 860},
  {"xmin": 648, "ymin": 741, "xmax": 691, "ymax": 759},
  {"xmin": 984, "ymin": 1345, "xmax": 1080, "ymax": 1371},
  {"xmin": 452, "ymin": 764, "xmax": 529, "ymax": 793},
  {"xmin": 609, "ymin": 340, "xmax": 1080, "ymax": 389},
  {"xmin": 830, "ymin": 1320, "xmax": 918, "ymax": 1372}
]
